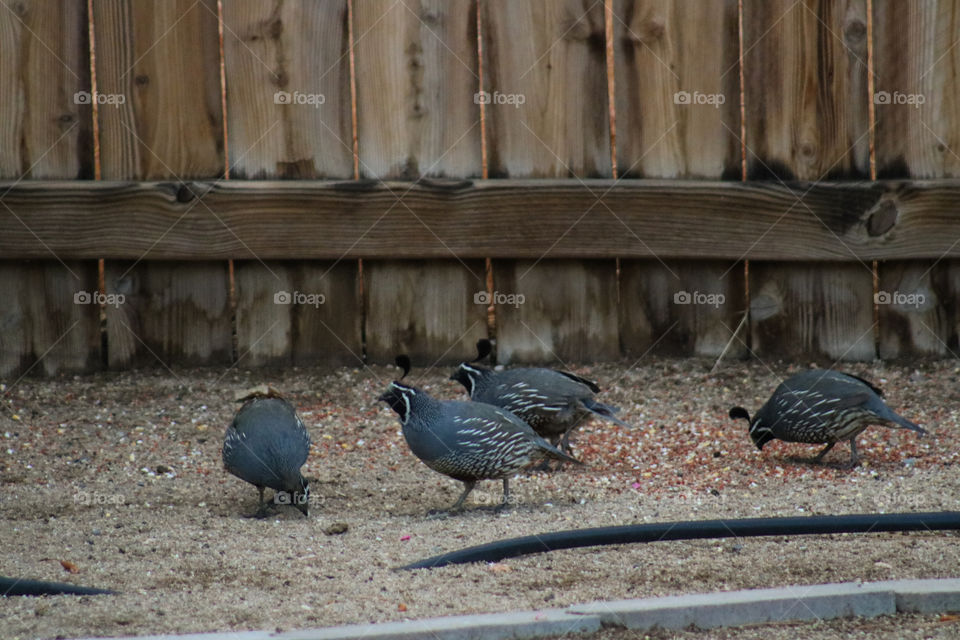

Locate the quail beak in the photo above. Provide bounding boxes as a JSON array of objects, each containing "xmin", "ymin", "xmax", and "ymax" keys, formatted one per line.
[{"xmin": 377, "ymin": 392, "xmax": 390, "ymax": 403}]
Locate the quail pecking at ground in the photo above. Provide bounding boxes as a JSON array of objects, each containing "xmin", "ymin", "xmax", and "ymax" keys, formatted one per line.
[
  {"xmin": 729, "ymin": 370, "xmax": 927, "ymax": 468},
  {"xmin": 450, "ymin": 339, "xmax": 628, "ymax": 455},
  {"xmin": 223, "ymin": 386, "xmax": 311, "ymax": 517},
  {"xmin": 379, "ymin": 358, "xmax": 582, "ymax": 512}
]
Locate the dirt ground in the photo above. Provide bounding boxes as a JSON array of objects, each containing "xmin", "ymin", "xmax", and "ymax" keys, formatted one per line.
[{"xmin": 0, "ymin": 358, "xmax": 958, "ymax": 640}]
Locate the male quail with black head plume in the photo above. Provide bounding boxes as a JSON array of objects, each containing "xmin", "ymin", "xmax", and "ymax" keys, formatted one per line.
[
  {"xmin": 729, "ymin": 370, "xmax": 927, "ymax": 467},
  {"xmin": 223, "ymin": 386, "xmax": 311, "ymax": 517},
  {"xmin": 380, "ymin": 356, "xmax": 581, "ymax": 513},
  {"xmin": 450, "ymin": 339, "xmax": 628, "ymax": 454}
]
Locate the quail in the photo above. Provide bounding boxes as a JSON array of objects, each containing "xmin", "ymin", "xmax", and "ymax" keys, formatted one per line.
[
  {"xmin": 450, "ymin": 339, "xmax": 628, "ymax": 454},
  {"xmin": 729, "ymin": 370, "xmax": 927, "ymax": 467},
  {"xmin": 223, "ymin": 386, "xmax": 311, "ymax": 517},
  {"xmin": 378, "ymin": 374, "xmax": 582, "ymax": 513}
]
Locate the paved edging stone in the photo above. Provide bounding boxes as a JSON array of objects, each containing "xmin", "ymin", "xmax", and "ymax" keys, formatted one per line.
[{"xmin": 72, "ymin": 578, "xmax": 960, "ymax": 640}]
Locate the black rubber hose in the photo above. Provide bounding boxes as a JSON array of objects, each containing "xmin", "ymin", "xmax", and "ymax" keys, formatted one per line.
[
  {"xmin": 399, "ymin": 511, "xmax": 960, "ymax": 570},
  {"xmin": 0, "ymin": 576, "xmax": 117, "ymax": 596}
]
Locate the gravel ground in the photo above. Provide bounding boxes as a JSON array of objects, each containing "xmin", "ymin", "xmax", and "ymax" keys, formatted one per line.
[{"xmin": 0, "ymin": 358, "xmax": 958, "ymax": 640}]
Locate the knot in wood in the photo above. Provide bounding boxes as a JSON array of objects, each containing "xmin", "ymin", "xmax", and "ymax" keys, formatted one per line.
[
  {"xmin": 176, "ymin": 184, "xmax": 196, "ymax": 203},
  {"xmin": 844, "ymin": 20, "xmax": 867, "ymax": 47},
  {"xmin": 866, "ymin": 200, "xmax": 898, "ymax": 237}
]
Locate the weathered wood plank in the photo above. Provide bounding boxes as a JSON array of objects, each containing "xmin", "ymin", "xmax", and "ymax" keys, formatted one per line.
[
  {"xmin": 492, "ymin": 260, "xmax": 618, "ymax": 364},
  {"xmin": 3, "ymin": 180, "xmax": 960, "ymax": 260},
  {"xmin": 0, "ymin": 261, "xmax": 101, "ymax": 378},
  {"xmin": 221, "ymin": 0, "xmax": 353, "ymax": 179},
  {"xmin": 874, "ymin": 0, "xmax": 960, "ymax": 178},
  {"xmin": 742, "ymin": 0, "xmax": 869, "ymax": 180},
  {"xmin": 0, "ymin": 0, "xmax": 92, "ymax": 179},
  {"xmin": 103, "ymin": 262, "xmax": 232, "ymax": 368},
  {"xmin": 234, "ymin": 261, "xmax": 362, "ymax": 367},
  {"xmin": 92, "ymin": 0, "xmax": 224, "ymax": 179},
  {"xmin": 876, "ymin": 261, "xmax": 957, "ymax": 359},
  {"xmin": 612, "ymin": 0, "xmax": 740, "ymax": 179},
  {"xmin": 353, "ymin": 0, "xmax": 481, "ymax": 179},
  {"xmin": 353, "ymin": 2, "xmax": 485, "ymax": 364},
  {"xmin": 363, "ymin": 260, "xmax": 488, "ymax": 365},
  {"xmin": 619, "ymin": 260, "xmax": 747, "ymax": 358},
  {"xmin": 750, "ymin": 262, "xmax": 876, "ymax": 361},
  {"xmin": 481, "ymin": 0, "xmax": 611, "ymax": 178}
]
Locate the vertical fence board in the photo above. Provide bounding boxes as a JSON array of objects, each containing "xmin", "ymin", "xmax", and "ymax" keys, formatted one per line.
[
  {"xmin": 0, "ymin": 0, "xmax": 92, "ymax": 179},
  {"xmin": 234, "ymin": 262, "xmax": 362, "ymax": 368},
  {"xmin": 743, "ymin": 0, "xmax": 873, "ymax": 362},
  {"xmin": 620, "ymin": 261, "xmax": 746, "ymax": 358},
  {"xmin": 877, "ymin": 261, "xmax": 955, "ymax": 359},
  {"xmin": 612, "ymin": 0, "xmax": 739, "ymax": 179},
  {"xmin": 874, "ymin": 0, "xmax": 960, "ymax": 179},
  {"xmin": 482, "ymin": 0, "xmax": 610, "ymax": 178},
  {"xmin": 750, "ymin": 262, "xmax": 875, "ymax": 361},
  {"xmin": 225, "ymin": 1, "xmax": 358, "ymax": 366},
  {"xmin": 221, "ymin": 0, "xmax": 353, "ymax": 179},
  {"xmin": 874, "ymin": 1, "xmax": 960, "ymax": 358},
  {"xmin": 613, "ymin": 0, "xmax": 744, "ymax": 360},
  {"xmin": 743, "ymin": 0, "xmax": 869, "ymax": 180},
  {"xmin": 354, "ymin": 0, "xmax": 481, "ymax": 179},
  {"xmin": 483, "ymin": 0, "xmax": 616, "ymax": 363},
  {"xmin": 104, "ymin": 262, "xmax": 231, "ymax": 368},
  {"xmin": 93, "ymin": 0, "xmax": 224, "ymax": 179},
  {"xmin": 0, "ymin": 262, "xmax": 100, "ymax": 378},
  {"xmin": 94, "ymin": 0, "xmax": 230, "ymax": 369},
  {"xmin": 493, "ymin": 260, "xmax": 618, "ymax": 364},
  {"xmin": 356, "ymin": 1, "xmax": 485, "ymax": 363},
  {"xmin": 0, "ymin": 1, "xmax": 97, "ymax": 377},
  {"xmin": 364, "ymin": 260, "xmax": 488, "ymax": 365}
]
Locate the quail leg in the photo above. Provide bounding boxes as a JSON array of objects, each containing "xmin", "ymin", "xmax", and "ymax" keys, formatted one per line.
[
  {"xmin": 843, "ymin": 438, "xmax": 861, "ymax": 469},
  {"xmin": 439, "ymin": 480, "xmax": 477, "ymax": 514},
  {"xmin": 811, "ymin": 442, "xmax": 835, "ymax": 464},
  {"xmin": 495, "ymin": 479, "xmax": 511, "ymax": 512},
  {"xmin": 245, "ymin": 486, "xmax": 272, "ymax": 519}
]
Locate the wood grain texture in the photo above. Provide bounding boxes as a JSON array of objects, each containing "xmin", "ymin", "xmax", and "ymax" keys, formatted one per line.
[
  {"xmin": 3, "ymin": 179, "xmax": 960, "ymax": 260},
  {"xmin": 0, "ymin": 0, "xmax": 92, "ymax": 179},
  {"xmin": 619, "ymin": 260, "xmax": 747, "ymax": 357},
  {"xmin": 221, "ymin": 0, "xmax": 353, "ymax": 179},
  {"xmin": 363, "ymin": 260, "xmax": 488, "ymax": 365},
  {"xmin": 0, "ymin": 261, "xmax": 100, "ymax": 378},
  {"xmin": 104, "ymin": 261, "xmax": 232, "ymax": 368},
  {"xmin": 234, "ymin": 261, "xmax": 362, "ymax": 367},
  {"xmin": 92, "ymin": 0, "xmax": 224, "ymax": 179},
  {"xmin": 742, "ymin": 0, "xmax": 869, "ymax": 180},
  {"xmin": 481, "ymin": 0, "xmax": 611, "ymax": 178},
  {"xmin": 612, "ymin": 0, "xmax": 740, "ymax": 179},
  {"xmin": 877, "ymin": 261, "xmax": 959, "ymax": 359},
  {"xmin": 874, "ymin": 0, "xmax": 960, "ymax": 178},
  {"xmin": 353, "ymin": 0, "xmax": 481, "ymax": 179},
  {"xmin": 750, "ymin": 262, "xmax": 876, "ymax": 361},
  {"xmin": 492, "ymin": 260, "xmax": 619, "ymax": 364}
]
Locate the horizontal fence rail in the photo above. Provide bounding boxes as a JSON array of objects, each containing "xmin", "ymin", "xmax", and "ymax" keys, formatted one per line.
[{"xmin": 2, "ymin": 180, "xmax": 960, "ymax": 260}]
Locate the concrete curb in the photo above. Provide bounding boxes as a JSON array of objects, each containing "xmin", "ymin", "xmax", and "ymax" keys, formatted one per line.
[{"xmin": 73, "ymin": 578, "xmax": 960, "ymax": 640}]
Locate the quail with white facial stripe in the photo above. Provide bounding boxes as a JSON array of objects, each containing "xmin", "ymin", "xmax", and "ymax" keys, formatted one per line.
[
  {"xmin": 379, "ymin": 358, "xmax": 581, "ymax": 512},
  {"xmin": 450, "ymin": 339, "xmax": 628, "ymax": 455},
  {"xmin": 729, "ymin": 370, "xmax": 927, "ymax": 467},
  {"xmin": 223, "ymin": 387, "xmax": 311, "ymax": 517}
]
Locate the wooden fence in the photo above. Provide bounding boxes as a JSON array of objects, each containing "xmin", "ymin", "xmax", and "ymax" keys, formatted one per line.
[{"xmin": 1, "ymin": 0, "xmax": 958, "ymax": 378}]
